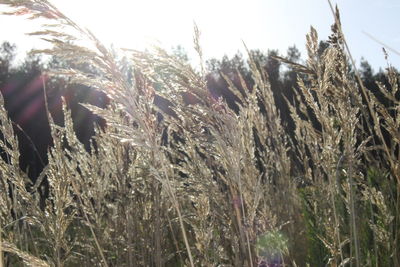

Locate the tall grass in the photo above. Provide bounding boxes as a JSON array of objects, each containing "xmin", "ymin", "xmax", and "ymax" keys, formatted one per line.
[{"xmin": 0, "ymin": 0, "xmax": 399, "ymax": 266}]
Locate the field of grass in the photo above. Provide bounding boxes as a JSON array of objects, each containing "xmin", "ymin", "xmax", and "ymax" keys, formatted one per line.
[{"xmin": 0, "ymin": 1, "xmax": 399, "ymax": 266}]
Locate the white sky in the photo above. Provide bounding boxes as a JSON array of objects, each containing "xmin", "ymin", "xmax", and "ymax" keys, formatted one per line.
[{"xmin": 1, "ymin": 0, "xmax": 399, "ymax": 70}]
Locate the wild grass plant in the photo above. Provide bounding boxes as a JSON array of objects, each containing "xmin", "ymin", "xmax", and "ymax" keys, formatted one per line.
[{"xmin": 0, "ymin": 0, "xmax": 399, "ymax": 266}]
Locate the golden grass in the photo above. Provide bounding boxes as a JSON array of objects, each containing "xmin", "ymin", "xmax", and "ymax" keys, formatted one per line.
[{"xmin": 0, "ymin": 0, "xmax": 399, "ymax": 266}]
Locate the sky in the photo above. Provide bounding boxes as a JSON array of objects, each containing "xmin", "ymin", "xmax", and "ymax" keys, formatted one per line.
[{"xmin": 0, "ymin": 0, "xmax": 399, "ymax": 71}]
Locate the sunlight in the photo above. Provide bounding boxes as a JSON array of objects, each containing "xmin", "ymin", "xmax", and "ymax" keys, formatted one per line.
[
  {"xmin": 1, "ymin": 0, "xmax": 398, "ymax": 71},
  {"xmin": 50, "ymin": 0, "xmax": 194, "ymax": 52},
  {"xmin": 49, "ymin": 0, "xmax": 281, "ymax": 60}
]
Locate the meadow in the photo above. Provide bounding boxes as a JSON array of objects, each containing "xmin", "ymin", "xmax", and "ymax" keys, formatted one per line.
[{"xmin": 0, "ymin": 1, "xmax": 399, "ymax": 266}]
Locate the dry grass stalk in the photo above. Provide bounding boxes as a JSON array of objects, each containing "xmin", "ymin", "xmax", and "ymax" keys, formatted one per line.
[{"xmin": 0, "ymin": 224, "xmax": 3, "ymax": 267}]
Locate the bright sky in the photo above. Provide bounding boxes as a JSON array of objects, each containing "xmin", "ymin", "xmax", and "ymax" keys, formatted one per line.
[{"xmin": 0, "ymin": 0, "xmax": 399, "ymax": 71}]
